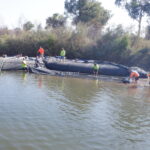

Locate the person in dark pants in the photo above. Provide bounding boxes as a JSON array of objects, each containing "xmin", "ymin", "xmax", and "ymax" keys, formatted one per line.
[
  {"xmin": 60, "ymin": 48, "xmax": 66, "ymax": 62},
  {"xmin": 35, "ymin": 56, "xmax": 40, "ymax": 68},
  {"xmin": 93, "ymin": 63, "xmax": 100, "ymax": 76}
]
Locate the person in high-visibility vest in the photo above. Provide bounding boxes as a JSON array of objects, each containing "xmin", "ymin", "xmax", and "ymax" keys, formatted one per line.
[
  {"xmin": 93, "ymin": 63, "xmax": 100, "ymax": 76},
  {"xmin": 21, "ymin": 58, "xmax": 28, "ymax": 71},
  {"xmin": 60, "ymin": 48, "xmax": 66, "ymax": 62}
]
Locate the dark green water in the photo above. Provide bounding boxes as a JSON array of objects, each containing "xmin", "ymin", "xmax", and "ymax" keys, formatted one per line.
[{"xmin": 0, "ymin": 72, "xmax": 150, "ymax": 150}]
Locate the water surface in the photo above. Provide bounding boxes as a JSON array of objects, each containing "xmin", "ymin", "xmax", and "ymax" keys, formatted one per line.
[{"xmin": 0, "ymin": 72, "xmax": 150, "ymax": 150}]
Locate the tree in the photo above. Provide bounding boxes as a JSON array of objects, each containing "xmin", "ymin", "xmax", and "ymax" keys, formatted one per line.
[
  {"xmin": 46, "ymin": 13, "xmax": 67, "ymax": 29},
  {"xmin": 95, "ymin": 25, "xmax": 130, "ymax": 62},
  {"xmin": 14, "ymin": 27, "xmax": 22, "ymax": 35},
  {"xmin": 65, "ymin": 0, "xmax": 110, "ymax": 25},
  {"xmin": 23, "ymin": 21, "xmax": 34, "ymax": 31},
  {"xmin": 0, "ymin": 27, "xmax": 9, "ymax": 35},
  {"xmin": 145, "ymin": 25, "xmax": 150, "ymax": 40},
  {"xmin": 115, "ymin": 0, "xmax": 150, "ymax": 39}
]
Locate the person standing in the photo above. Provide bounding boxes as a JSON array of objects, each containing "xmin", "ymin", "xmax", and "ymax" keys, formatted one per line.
[
  {"xmin": 21, "ymin": 58, "xmax": 28, "ymax": 71},
  {"xmin": 37, "ymin": 47, "xmax": 45, "ymax": 59},
  {"xmin": 93, "ymin": 63, "xmax": 100, "ymax": 76},
  {"xmin": 60, "ymin": 48, "xmax": 66, "ymax": 62}
]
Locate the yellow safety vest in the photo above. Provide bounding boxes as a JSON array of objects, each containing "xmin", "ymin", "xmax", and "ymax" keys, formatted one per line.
[
  {"xmin": 22, "ymin": 61, "xmax": 27, "ymax": 68},
  {"xmin": 93, "ymin": 64, "xmax": 99, "ymax": 70},
  {"xmin": 60, "ymin": 50, "xmax": 66, "ymax": 57}
]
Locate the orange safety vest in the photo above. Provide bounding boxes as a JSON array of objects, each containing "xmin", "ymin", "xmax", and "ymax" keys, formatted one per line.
[
  {"xmin": 130, "ymin": 71, "xmax": 139, "ymax": 78},
  {"xmin": 38, "ymin": 48, "xmax": 44, "ymax": 54}
]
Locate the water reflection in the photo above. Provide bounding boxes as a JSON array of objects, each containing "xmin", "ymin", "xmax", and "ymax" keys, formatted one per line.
[
  {"xmin": 22, "ymin": 73, "xmax": 27, "ymax": 81},
  {"xmin": 0, "ymin": 72, "xmax": 150, "ymax": 150},
  {"xmin": 42, "ymin": 76, "xmax": 103, "ymax": 111},
  {"xmin": 108, "ymin": 84, "xmax": 150, "ymax": 147}
]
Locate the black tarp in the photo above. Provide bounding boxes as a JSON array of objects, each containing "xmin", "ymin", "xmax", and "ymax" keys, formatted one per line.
[{"xmin": 44, "ymin": 59, "xmax": 147, "ymax": 78}]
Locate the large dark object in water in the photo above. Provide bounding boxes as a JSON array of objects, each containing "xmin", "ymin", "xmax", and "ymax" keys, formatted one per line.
[
  {"xmin": 0, "ymin": 57, "xmax": 147, "ymax": 78},
  {"xmin": 44, "ymin": 59, "xmax": 147, "ymax": 78},
  {"xmin": 28, "ymin": 66, "xmax": 126, "ymax": 82}
]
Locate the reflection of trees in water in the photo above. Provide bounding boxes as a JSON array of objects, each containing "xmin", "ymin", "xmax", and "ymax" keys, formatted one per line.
[
  {"xmin": 26, "ymin": 74, "xmax": 150, "ymax": 128},
  {"xmin": 111, "ymin": 85, "xmax": 150, "ymax": 136},
  {"xmin": 40, "ymin": 76, "xmax": 102, "ymax": 110}
]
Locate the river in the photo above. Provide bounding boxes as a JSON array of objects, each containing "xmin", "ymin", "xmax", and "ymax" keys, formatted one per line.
[{"xmin": 0, "ymin": 72, "xmax": 150, "ymax": 150}]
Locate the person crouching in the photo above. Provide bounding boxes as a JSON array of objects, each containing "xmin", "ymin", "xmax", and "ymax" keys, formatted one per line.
[{"xmin": 129, "ymin": 70, "xmax": 140, "ymax": 83}]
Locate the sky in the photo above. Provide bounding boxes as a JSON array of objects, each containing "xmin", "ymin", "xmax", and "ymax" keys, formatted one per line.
[{"xmin": 0, "ymin": 0, "xmax": 146, "ymax": 31}]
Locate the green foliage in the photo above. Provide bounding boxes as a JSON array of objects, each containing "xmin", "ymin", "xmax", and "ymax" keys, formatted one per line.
[
  {"xmin": 23, "ymin": 21, "xmax": 34, "ymax": 31},
  {"xmin": 116, "ymin": 0, "xmax": 150, "ymax": 18},
  {"xmin": 65, "ymin": 0, "xmax": 78, "ymax": 15},
  {"xmin": 125, "ymin": 0, "xmax": 145, "ymax": 20},
  {"xmin": 0, "ymin": 1, "xmax": 150, "ymax": 70},
  {"xmin": 115, "ymin": 0, "xmax": 150, "ymax": 38},
  {"xmin": 46, "ymin": 13, "xmax": 67, "ymax": 28},
  {"xmin": 65, "ymin": 0, "xmax": 110, "ymax": 26},
  {"xmin": 126, "ymin": 48, "xmax": 150, "ymax": 69},
  {"xmin": 117, "ymin": 36, "xmax": 129, "ymax": 50},
  {"xmin": 0, "ymin": 21, "xmax": 150, "ymax": 69},
  {"xmin": 93, "ymin": 25, "xmax": 131, "ymax": 63},
  {"xmin": 115, "ymin": 0, "xmax": 127, "ymax": 6}
]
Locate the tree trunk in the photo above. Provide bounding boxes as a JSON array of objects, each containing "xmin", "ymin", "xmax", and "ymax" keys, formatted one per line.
[
  {"xmin": 137, "ymin": 14, "xmax": 142, "ymax": 39},
  {"xmin": 134, "ymin": 10, "xmax": 142, "ymax": 47}
]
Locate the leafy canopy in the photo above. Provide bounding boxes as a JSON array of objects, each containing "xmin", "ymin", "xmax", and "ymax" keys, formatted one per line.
[
  {"xmin": 115, "ymin": 0, "xmax": 150, "ymax": 20},
  {"xmin": 46, "ymin": 13, "xmax": 67, "ymax": 28},
  {"xmin": 115, "ymin": 0, "xmax": 150, "ymax": 38},
  {"xmin": 23, "ymin": 21, "xmax": 34, "ymax": 31},
  {"xmin": 65, "ymin": 0, "xmax": 110, "ymax": 25}
]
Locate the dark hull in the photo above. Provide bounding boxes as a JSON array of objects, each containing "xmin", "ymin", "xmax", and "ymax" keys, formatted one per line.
[
  {"xmin": 44, "ymin": 60, "xmax": 147, "ymax": 78},
  {"xmin": 28, "ymin": 66, "xmax": 126, "ymax": 82},
  {"xmin": 45, "ymin": 61, "xmax": 129, "ymax": 76}
]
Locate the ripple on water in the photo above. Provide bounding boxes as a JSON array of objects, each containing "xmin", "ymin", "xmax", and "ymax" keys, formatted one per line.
[{"xmin": 0, "ymin": 72, "xmax": 150, "ymax": 150}]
